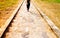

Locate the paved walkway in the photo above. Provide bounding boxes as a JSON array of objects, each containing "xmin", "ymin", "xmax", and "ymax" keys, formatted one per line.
[{"xmin": 3, "ymin": 0, "xmax": 57, "ymax": 38}]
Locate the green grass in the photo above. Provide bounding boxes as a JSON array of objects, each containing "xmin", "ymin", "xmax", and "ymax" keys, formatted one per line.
[
  {"xmin": 41, "ymin": 0, "xmax": 60, "ymax": 3},
  {"xmin": 0, "ymin": 0, "xmax": 18, "ymax": 10}
]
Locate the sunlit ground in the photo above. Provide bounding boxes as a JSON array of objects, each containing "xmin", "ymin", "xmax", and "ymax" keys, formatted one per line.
[{"xmin": 34, "ymin": 0, "xmax": 60, "ymax": 29}]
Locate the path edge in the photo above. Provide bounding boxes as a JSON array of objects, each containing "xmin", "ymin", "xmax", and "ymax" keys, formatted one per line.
[
  {"xmin": 0, "ymin": 0, "xmax": 24, "ymax": 37},
  {"xmin": 32, "ymin": 0, "xmax": 60, "ymax": 38}
]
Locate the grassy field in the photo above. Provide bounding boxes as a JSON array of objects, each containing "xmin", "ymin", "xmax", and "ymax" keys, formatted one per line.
[
  {"xmin": 34, "ymin": 0, "xmax": 60, "ymax": 29},
  {"xmin": 0, "ymin": 0, "xmax": 18, "ymax": 10},
  {"xmin": 0, "ymin": 0, "xmax": 18, "ymax": 27},
  {"xmin": 41, "ymin": 0, "xmax": 60, "ymax": 3}
]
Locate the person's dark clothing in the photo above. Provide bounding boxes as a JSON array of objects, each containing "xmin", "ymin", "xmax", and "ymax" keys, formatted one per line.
[
  {"xmin": 27, "ymin": 0, "xmax": 30, "ymax": 11},
  {"xmin": 27, "ymin": 3, "xmax": 30, "ymax": 10},
  {"xmin": 27, "ymin": 0, "xmax": 30, "ymax": 3}
]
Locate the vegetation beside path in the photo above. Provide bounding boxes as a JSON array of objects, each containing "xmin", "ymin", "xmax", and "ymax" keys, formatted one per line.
[
  {"xmin": 34, "ymin": 0, "xmax": 60, "ymax": 29},
  {"xmin": 41, "ymin": 0, "xmax": 60, "ymax": 3},
  {"xmin": 0, "ymin": 0, "xmax": 22, "ymax": 27},
  {"xmin": 0, "ymin": 0, "xmax": 18, "ymax": 10}
]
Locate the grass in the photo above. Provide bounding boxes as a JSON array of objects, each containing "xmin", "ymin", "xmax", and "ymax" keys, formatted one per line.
[
  {"xmin": 0, "ymin": 0, "xmax": 18, "ymax": 10},
  {"xmin": 34, "ymin": 0, "xmax": 60, "ymax": 29},
  {"xmin": 0, "ymin": 0, "xmax": 18, "ymax": 27},
  {"xmin": 41, "ymin": 0, "xmax": 60, "ymax": 3}
]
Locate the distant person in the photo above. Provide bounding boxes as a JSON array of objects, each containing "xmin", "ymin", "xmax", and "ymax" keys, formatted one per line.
[{"xmin": 27, "ymin": 0, "xmax": 30, "ymax": 11}]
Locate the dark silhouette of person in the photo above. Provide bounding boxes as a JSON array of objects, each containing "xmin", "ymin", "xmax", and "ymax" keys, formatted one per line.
[{"xmin": 27, "ymin": 0, "xmax": 30, "ymax": 11}]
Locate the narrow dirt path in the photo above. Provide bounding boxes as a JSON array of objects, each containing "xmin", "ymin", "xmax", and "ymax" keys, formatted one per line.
[{"xmin": 2, "ymin": 0, "xmax": 57, "ymax": 38}]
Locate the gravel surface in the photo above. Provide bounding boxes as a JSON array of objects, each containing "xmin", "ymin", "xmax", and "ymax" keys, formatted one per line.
[{"xmin": 2, "ymin": 0, "xmax": 57, "ymax": 38}]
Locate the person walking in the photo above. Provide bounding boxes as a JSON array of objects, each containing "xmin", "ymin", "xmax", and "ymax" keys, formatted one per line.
[{"xmin": 27, "ymin": 0, "xmax": 30, "ymax": 11}]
